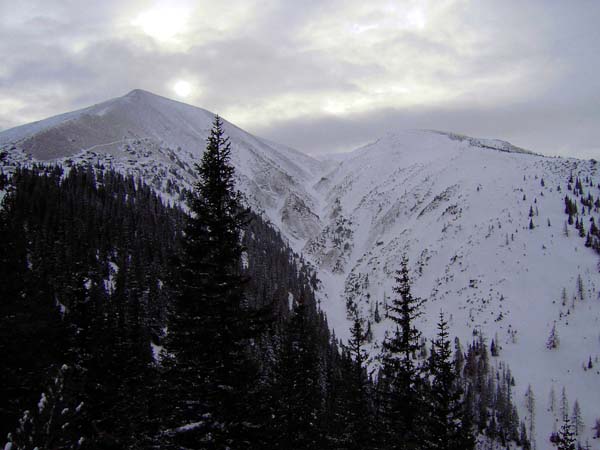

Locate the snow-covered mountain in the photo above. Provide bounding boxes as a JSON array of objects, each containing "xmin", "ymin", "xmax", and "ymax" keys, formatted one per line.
[
  {"xmin": 2, "ymin": 92, "xmax": 599, "ymax": 448},
  {"xmin": 0, "ymin": 89, "xmax": 325, "ymax": 245},
  {"xmin": 309, "ymin": 130, "xmax": 600, "ymax": 447}
]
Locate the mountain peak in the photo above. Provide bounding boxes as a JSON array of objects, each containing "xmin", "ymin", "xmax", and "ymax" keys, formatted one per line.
[
  {"xmin": 123, "ymin": 88, "xmax": 163, "ymax": 101},
  {"xmin": 0, "ymin": 88, "xmax": 216, "ymax": 158},
  {"xmin": 125, "ymin": 88, "xmax": 151, "ymax": 96}
]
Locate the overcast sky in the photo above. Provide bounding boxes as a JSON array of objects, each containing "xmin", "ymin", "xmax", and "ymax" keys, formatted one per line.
[{"xmin": 1, "ymin": 0, "xmax": 599, "ymax": 158}]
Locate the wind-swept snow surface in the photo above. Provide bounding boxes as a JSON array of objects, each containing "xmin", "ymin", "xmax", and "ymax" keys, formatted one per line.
[{"xmin": 308, "ymin": 130, "xmax": 600, "ymax": 448}]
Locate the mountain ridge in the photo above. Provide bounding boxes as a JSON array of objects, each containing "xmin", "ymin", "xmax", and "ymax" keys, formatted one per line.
[
  {"xmin": 2, "ymin": 91, "xmax": 600, "ymax": 448},
  {"xmin": 0, "ymin": 89, "xmax": 327, "ymax": 244}
]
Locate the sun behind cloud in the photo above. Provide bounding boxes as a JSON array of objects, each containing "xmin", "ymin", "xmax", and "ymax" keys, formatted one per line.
[
  {"xmin": 172, "ymin": 80, "xmax": 192, "ymax": 98},
  {"xmin": 131, "ymin": 5, "xmax": 190, "ymax": 43}
]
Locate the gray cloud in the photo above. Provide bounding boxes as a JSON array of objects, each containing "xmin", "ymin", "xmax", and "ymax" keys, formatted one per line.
[
  {"xmin": 251, "ymin": 99, "xmax": 600, "ymax": 159},
  {"xmin": 0, "ymin": 0, "xmax": 599, "ymax": 159}
]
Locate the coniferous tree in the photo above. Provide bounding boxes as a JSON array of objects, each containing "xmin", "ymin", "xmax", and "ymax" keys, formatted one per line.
[
  {"xmin": 548, "ymin": 385, "xmax": 556, "ymax": 415},
  {"xmin": 378, "ymin": 256, "xmax": 426, "ymax": 449},
  {"xmin": 572, "ymin": 400, "xmax": 584, "ymax": 436},
  {"xmin": 453, "ymin": 338, "xmax": 464, "ymax": 377},
  {"xmin": 271, "ymin": 298, "xmax": 323, "ymax": 450},
  {"xmin": 374, "ymin": 301, "xmax": 382, "ymax": 323},
  {"xmin": 525, "ymin": 384, "xmax": 535, "ymax": 446},
  {"xmin": 555, "ymin": 416, "xmax": 577, "ymax": 450},
  {"xmin": 490, "ymin": 339, "xmax": 499, "ymax": 357},
  {"xmin": 547, "ymin": 323, "xmax": 560, "ymax": 350},
  {"xmin": 561, "ymin": 387, "xmax": 569, "ymax": 423},
  {"xmin": 160, "ymin": 116, "xmax": 263, "ymax": 449},
  {"xmin": 576, "ymin": 274, "xmax": 585, "ymax": 301},
  {"xmin": 426, "ymin": 311, "xmax": 474, "ymax": 450},
  {"xmin": 345, "ymin": 311, "xmax": 375, "ymax": 450}
]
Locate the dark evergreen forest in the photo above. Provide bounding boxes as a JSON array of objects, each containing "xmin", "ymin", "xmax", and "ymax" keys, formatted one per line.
[{"xmin": 0, "ymin": 119, "xmax": 531, "ymax": 450}]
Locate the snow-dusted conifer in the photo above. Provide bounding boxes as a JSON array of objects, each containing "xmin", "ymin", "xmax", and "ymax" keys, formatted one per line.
[
  {"xmin": 561, "ymin": 387, "xmax": 569, "ymax": 421},
  {"xmin": 547, "ymin": 323, "xmax": 560, "ymax": 350},
  {"xmin": 378, "ymin": 256, "xmax": 427, "ymax": 449},
  {"xmin": 572, "ymin": 400, "xmax": 583, "ymax": 436},
  {"xmin": 549, "ymin": 385, "xmax": 557, "ymax": 414},
  {"xmin": 555, "ymin": 415, "xmax": 576, "ymax": 450},
  {"xmin": 426, "ymin": 311, "xmax": 475, "ymax": 449},
  {"xmin": 160, "ymin": 116, "xmax": 263, "ymax": 448},
  {"xmin": 525, "ymin": 384, "xmax": 535, "ymax": 445}
]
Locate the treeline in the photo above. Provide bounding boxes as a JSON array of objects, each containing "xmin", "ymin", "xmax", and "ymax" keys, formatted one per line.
[
  {"xmin": 1, "ymin": 118, "xmax": 528, "ymax": 449},
  {"xmin": 563, "ymin": 174, "xmax": 600, "ymax": 252}
]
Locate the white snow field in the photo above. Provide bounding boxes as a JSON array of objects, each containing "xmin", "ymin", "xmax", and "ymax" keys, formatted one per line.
[{"xmin": 2, "ymin": 90, "xmax": 599, "ymax": 448}]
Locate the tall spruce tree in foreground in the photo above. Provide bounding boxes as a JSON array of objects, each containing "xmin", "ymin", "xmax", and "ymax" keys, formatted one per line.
[
  {"xmin": 160, "ymin": 116, "xmax": 261, "ymax": 449},
  {"xmin": 378, "ymin": 256, "xmax": 426, "ymax": 449}
]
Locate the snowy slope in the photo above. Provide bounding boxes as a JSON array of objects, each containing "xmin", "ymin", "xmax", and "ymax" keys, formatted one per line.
[
  {"xmin": 2, "ymin": 94, "xmax": 600, "ymax": 448},
  {"xmin": 308, "ymin": 130, "xmax": 600, "ymax": 448},
  {"xmin": 0, "ymin": 89, "xmax": 325, "ymax": 244}
]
